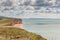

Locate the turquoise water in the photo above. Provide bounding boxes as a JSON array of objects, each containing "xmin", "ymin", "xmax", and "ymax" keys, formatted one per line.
[{"xmin": 22, "ymin": 18, "xmax": 60, "ymax": 40}]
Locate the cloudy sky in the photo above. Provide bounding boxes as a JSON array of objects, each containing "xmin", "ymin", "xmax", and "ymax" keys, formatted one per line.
[{"xmin": 0, "ymin": 0, "xmax": 60, "ymax": 18}]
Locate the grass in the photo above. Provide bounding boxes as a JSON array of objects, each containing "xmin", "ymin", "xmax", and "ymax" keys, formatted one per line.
[
  {"xmin": 0, "ymin": 18, "xmax": 46, "ymax": 40},
  {"xmin": 0, "ymin": 19, "xmax": 13, "ymax": 26},
  {"xmin": 0, "ymin": 27, "xmax": 46, "ymax": 40}
]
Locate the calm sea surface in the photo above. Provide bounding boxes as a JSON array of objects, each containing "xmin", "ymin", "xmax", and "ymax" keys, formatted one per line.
[{"xmin": 22, "ymin": 18, "xmax": 60, "ymax": 40}]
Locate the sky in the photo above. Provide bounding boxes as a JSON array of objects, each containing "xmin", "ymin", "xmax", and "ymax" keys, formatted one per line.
[{"xmin": 0, "ymin": 0, "xmax": 60, "ymax": 18}]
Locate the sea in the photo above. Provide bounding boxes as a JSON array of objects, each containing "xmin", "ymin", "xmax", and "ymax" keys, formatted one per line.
[{"xmin": 22, "ymin": 18, "xmax": 60, "ymax": 40}]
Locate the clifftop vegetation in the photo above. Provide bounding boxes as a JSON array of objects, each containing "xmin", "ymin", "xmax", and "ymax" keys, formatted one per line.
[{"xmin": 0, "ymin": 27, "xmax": 46, "ymax": 40}]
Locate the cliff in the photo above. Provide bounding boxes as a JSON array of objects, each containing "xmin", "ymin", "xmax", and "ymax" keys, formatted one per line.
[{"xmin": 0, "ymin": 27, "xmax": 46, "ymax": 40}]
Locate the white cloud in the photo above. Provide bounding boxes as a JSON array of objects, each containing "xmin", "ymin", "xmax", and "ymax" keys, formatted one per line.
[{"xmin": 0, "ymin": 0, "xmax": 60, "ymax": 19}]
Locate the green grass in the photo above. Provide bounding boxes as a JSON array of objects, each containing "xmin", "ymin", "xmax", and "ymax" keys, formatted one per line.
[
  {"xmin": 0, "ymin": 19, "xmax": 13, "ymax": 26},
  {"xmin": 0, "ymin": 18, "xmax": 46, "ymax": 40},
  {"xmin": 0, "ymin": 27, "xmax": 46, "ymax": 40}
]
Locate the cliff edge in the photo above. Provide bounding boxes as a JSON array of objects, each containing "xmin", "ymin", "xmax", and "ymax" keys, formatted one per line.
[{"xmin": 0, "ymin": 27, "xmax": 46, "ymax": 40}]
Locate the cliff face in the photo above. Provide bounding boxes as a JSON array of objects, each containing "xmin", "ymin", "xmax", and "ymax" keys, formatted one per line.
[{"xmin": 0, "ymin": 27, "xmax": 46, "ymax": 40}]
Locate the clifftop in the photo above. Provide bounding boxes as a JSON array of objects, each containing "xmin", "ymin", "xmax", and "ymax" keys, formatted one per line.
[
  {"xmin": 0, "ymin": 27, "xmax": 46, "ymax": 40},
  {"xmin": 0, "ymin": 18, "xmax": 46, "ymax": 40}
]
